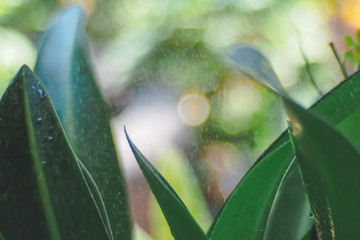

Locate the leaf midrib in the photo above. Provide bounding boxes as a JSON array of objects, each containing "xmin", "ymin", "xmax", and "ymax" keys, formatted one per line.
[{"xmin": 23, "ymin": 75, "xmax": 62, "ymax": 240}]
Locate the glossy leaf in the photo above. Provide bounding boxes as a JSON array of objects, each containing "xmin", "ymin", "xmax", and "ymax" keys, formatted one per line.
[
  {"xmin": 125, "ymin": 129, "xmax": 208, "ymax": 240},
  {"xmin": 264, "ymin": 162, "xmax": 313, "ymax": 240},
  {"xmin": 209, "ymin": 143, "xmax": 295, "ymax": 239},
  {"xmin": 209, "ymin": 46, "xmax": 360, "ymax": 240},
  {"xmin": 285, "ymin": 99, "xmax": 360, "ymax": 239},
  {"xmin": 34, "ymin": 6, "xmax": 131, "ymax": 239},
  {"xmin": 206, "ymin": 46, "xmax": 309, "ymax": 239},
  {"xmin": 256, "ymin": 68, "xmax": 360, "ymax": 167},
  {"xmin": 228, "ymin": 45, "xmax": 360, "ymax": 238},
  {"xmin": 0, "ymin": 66, "xmax": 109, "ymax": 239}
]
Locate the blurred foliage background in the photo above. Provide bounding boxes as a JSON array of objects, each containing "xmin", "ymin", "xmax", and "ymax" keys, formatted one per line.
[{"xmin": 1, "ymin": 0, "xmax": 359, "ymax": 238}]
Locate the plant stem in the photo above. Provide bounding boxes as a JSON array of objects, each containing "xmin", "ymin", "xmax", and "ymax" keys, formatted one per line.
[
  {"xmin": 299, "ymin": 45, "xmax": 323, "ymax": 96},
  {"xmin": 294, "ymin": 29, "xmax": 323, "ymax": 96},
  {"xmin": 329, "ymin": 42, "xmax": 348, "ymax": 79}
]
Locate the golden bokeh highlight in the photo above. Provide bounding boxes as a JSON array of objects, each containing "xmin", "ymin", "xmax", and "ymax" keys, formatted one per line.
[{"xmin": 177, "ymin": 93, "xmax": 211, "ymax": 126}]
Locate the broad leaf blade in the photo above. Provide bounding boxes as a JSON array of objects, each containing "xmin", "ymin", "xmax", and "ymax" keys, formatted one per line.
[
  {"xmin": 254, "ymin": 69, "xmax": 360, "ymax": 169},
  {"xmin": 209, "ymin": 143, "xmax": 295, "ymax": 240},
  {"xmin": 285, "ymin": 99, "xmax": 360, "ymax": 239},
  {"xmin": 235, "ymin": 55, "xmax": 360, "ymax": 237},
  {"xmin": 228, "ymin": 45, "xmax": 360, "ymax": 238},
  {"xmin": 34, "ymin": 6, "xmax": 131, "ymax": 239},
  {"xmin": 0, "ymin": 66, "xmax": 109, "ymax": 239},
  {"xmin": 125, "ymin": 130, "xmax": 208, "ymax": 240}
]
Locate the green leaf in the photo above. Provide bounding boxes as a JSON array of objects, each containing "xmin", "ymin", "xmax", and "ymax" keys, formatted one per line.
[
  {"xmin": 344, "ymin": 35, "xmax": 354, "ymax": 47},
  {"xmin": 0, "ymin": 66, "xmax": 109, "ymax": 239},
  {"xmin": 227, "ymin": 45, "xmax": 284, "ymax": 93},
  {"xmin": 209, "ymin": 143, "xmax": 295, "ymax": 240},
  {"xmin": 356, "ymin": 29, "xmax": 360, "ymax": 42},
  {"xmin": 125, "ymin": 129, "xmax": 208, "ymax": 240},
  {"xmin": 148, "ymin": 148, "xmax": 212, "ymax": 240},
  {"xmin": 34, "ymin": 6, "xmax": 131, "ymax": 239},
  {"xmin": 263, "ymin": 162, "xmax": 313, "ymax": 240},
  {"xmin": 207, "ymin": 45, "xmax": 360, "ymax": 240},
  {"xmin": 285, "ymin": 99, "xmax": 360, "ymax": 239},
  {"xmin": 335, "ymin": 106, "xmax": 360, "ymax": 152},
  {"xmin": 0, "ymin": 232, "xmax": 4, "ymax": 240},
  {"xmin": 228, "ymin": 45, "xmax": 360, "ymax": 239},
  {"xmin": 229, "ymin": 45, "xmax": 360, "ymax": 166},
  {"xmin": 344, "ymin": 51, "xmax": 354, "ymax": 60}
]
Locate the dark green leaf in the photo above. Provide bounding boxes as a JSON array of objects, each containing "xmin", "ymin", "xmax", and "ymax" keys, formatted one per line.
[
  {"xmin": 228, "ymin": 45, "xmax": 360, "ymax": 239},
  {"xmin": 344, "ymin": 35, "xmax": 354, "ymax": 47},
  {"xmin": 0, "ymin": 66, "xmax": 109, "ymax": 239},
  {"xmin": 207, "ymin": 45, "xmax": 360, "ymax": 240},
  {"xmin": 258, "ymin": 68, "xmax": 360, "ymax": 168},
  {"xmin": 209, "ymin": 143, "xmax": 295, "ymax": 240},
  {"xmin": 357, "ymin": 30, "xmax": 360, "ymax": 42},
  {"xmin": 125, "ymin": 129, "xmax": 208, "ymax": 240},
  {"xmin": 285, "ymin": 99, "xmax": 360, "ymax": 239},
  {"xmin": 0, "ymin": 232, "xmax": 4, "ymax": 240},
  {"xmin": 34, "ymin": 6, "xmax": 131, "ymax": 239}
]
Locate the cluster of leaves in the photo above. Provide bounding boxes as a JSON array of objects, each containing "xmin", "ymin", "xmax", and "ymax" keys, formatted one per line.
[
  {"xmin": 127, "ymin": 46, "xmax": 360, "ymax": 239},
  {"xmin": 0, "ymin": 6, "xmax": 131, "ymax": 240},
  {"xmin": 1, "ymin": 5, "xmax": 360, "ymax": 240}
]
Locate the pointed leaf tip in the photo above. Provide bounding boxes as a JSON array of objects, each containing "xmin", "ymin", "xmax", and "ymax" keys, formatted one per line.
[
  {"xmin": 0, "ymin": 66, "xmax": 110, "ymax": 239},
  {"xmin": 227, "ymin": 45, "xmax": 284, "ymax": 93},
  {"xmin": 126, "ymin": 131, "xmax": 208, "ymax": 240},
  {"xmin": 19, "ymin": 64, "xmax": 31, "ymax": 72}
]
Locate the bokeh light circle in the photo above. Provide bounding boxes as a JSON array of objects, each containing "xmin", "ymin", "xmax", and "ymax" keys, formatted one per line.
[{"xmin": 177, "ymin": 93, "xmax": 211, "ymax": 126}]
